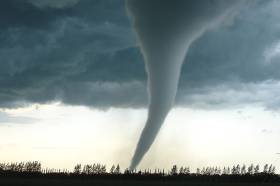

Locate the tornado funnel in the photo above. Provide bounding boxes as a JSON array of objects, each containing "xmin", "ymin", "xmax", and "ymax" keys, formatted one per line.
[{"xmin": 127, "ymin": 0, "xmax": 246, "ymax": 170}]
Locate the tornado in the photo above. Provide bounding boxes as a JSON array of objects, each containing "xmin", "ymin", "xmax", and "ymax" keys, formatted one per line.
[{"xmin": 127, "ymin": 0, "xmax": 246, "ymax": 170}]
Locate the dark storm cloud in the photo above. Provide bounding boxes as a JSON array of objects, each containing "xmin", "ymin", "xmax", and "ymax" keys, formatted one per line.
[
  {"xmin": 181, "ymin": 1, "xmax": 280, "ymax": 86},
  {"xmin": 0, "ymin": 0, "xmax": 280, "ymax": 110},
  {"xmin": 0, "ymin": 0, "xmax": 142, "ymax": 108},
  {"xmin": 176, "ymin": 0, "xmax": 280, "ymax": 109},
  {"xmin": 0, "ymin": 0, "xmax": 75, "ymax": 30},
  {"xmin": 28, "ymin": 0, "xmax": 79, "ymax": 9}
]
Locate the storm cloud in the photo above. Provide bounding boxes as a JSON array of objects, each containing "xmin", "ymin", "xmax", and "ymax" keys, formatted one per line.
[{"xmin": 0, "ymin": 0, "xmax": 280, "ymax": 110}]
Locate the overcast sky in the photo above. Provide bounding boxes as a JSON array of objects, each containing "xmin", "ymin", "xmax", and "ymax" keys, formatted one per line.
[{"xmin": 0, "ymin": 0, "xmax": 280, "ymax": 171}]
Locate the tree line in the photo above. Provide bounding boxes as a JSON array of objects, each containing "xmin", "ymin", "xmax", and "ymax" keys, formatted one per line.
[
  {"xmin": 0, "ymin": 161, "xmax": 277, "ymax": 176},
  {"xmin": 0, "ymin": 161, "xmax": 41, "ymax": 173},
  {"xmin": 174, "ymin": 164, "xmax": 276, "ymax": 175}
]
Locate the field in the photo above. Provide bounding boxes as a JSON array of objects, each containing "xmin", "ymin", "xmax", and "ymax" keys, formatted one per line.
[
  {"xmin": 1, "ymin": 178, "xmax": 280, "ymax": 186},
  {"xmin": 1, "ymin": 175, "xmax": 280, "ymax": 186}
]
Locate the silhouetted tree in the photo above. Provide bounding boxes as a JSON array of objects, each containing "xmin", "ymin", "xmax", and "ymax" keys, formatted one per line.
[
  {"xmin": 214, "ymin": 167, "xmax": 221, "ymax": 175},
  {"xmin": 254, "ymin": 164, "xmax": 260, "ymax": 174},
  {"xmin": 17, "ymin": 162, "xmax": 24, "ymax": 172},
  {"xmin": 110, "ymin": 165, "xmax": 115, "ymax": 174},
  {"xmin": 24, "ymin": 161, "xmax": 41, "ymax": 172},
  {"xmin": 196, "ymin": 168, "xmax": 200, "ymax": 174},
  {"xmin": 0, "ymin": 163, "xmax": 4, "ymax": 171},
  {"xmin": 231, "ymin": 165, "xmax": 236, "ymax": 175},
  {"xmin": 82, "ymin": 164, "xmax": 92, "ymax": 174},
  {"xmin": 222, "ymin": 167, "xmax": 227, "ymax": 175},
  {"xmin": 179, "ymin": 166, "xmax": 190, "ymax": 175},
  {"xmin": 81, "ymin": 163, "xmax": 106, "ymax": 175},
  {"xmin": 179, "ymin": 166, "xmax": 184, "ymax": 174},
  {"xmin": 236, "ymin": 164, "xmax": 241, "ymax": 174},
  {"xmin": 114, "ymin": 164, "xmax": 120, "ymax": 174},
  {"xmin": 100, "ymin": 165, "xmax": 106, "ymax": 174},
  {"xmin": 263, "ymin": 164, "xmax": 269, "ymax": 173},
  {"xmin": 1, "ymin": 161, "xmax": 279, "ymax": 181},
  {"xmin": 227, "ymin": 167, "xmax": 231, "ymax": 175},
  {"xmin": 73, "ymin": 164, "xmax": 81, "ymax": 174},
  {"xmin": 248, "ymin": 164, "xmax": 254, "ymax": 175},
  {"xmin": 268, "ymin": 164, "xmax": 275, "ymax": 174},
  {"xmin": 124, "ymin": 168, "xmax": 131, "ymax": 175},
  {"xmin": 184, "ymin": 167, "xmax": 190, "ymax": 174},
  {"xmin": 93, "ymin": 164, "xmax": 99, "ymax": 174},
  {"xmin": 170, "ymin": 165, "xmax": 178, "ymax": 175},
  {"xmin": 241, "ymin": 165, "xmax": 246, "ymax": 175}
]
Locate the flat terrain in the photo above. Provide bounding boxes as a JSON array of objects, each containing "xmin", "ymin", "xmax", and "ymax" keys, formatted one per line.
[{"xmin": 1, "ymin": 178, "xmax": 280, "ymax": 186}]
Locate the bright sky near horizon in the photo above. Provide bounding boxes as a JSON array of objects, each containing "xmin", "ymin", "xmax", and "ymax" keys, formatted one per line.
[{"xmin": 0, "ymin": 103, "xmax": 280, "ymax": 172}]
